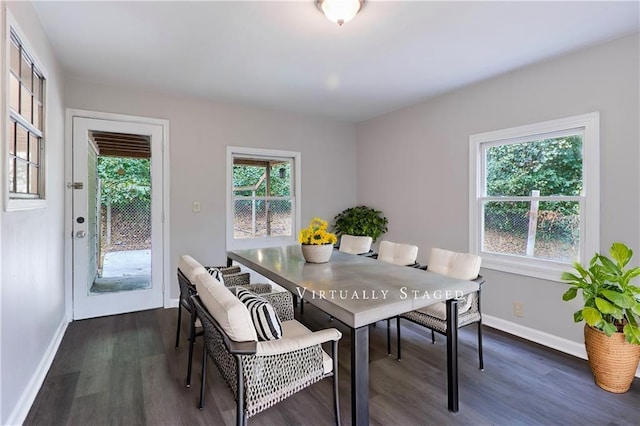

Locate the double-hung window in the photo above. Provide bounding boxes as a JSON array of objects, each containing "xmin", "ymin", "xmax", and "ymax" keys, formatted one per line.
[
  {"xmin": 226, "ymin": 147, "xmax": 301, "ymax": 250},
  {"xmin": 6, "ymin": 22, "xmax": 46, "ymax": 210},
  {"xmin": 469, "ymin": 113, "xmax": 599, "ymax": 281}
]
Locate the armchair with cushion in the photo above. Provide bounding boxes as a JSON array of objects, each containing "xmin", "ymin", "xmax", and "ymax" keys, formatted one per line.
[
  {"xmin": 193, "ymin": 272, "xmax": 342, "ymax": 425},
  {"xmin": 392, "ymin": 248, "xmax": 484, "ymax": 370},
  {"xmin": 176, "ymin": 255, "xmax": 272, "ymax": 387}
]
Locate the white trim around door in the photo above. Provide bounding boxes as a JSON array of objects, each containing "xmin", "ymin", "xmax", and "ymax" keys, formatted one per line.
[{"xmin": 64, "ymin": 109, "xmax": 171, "ymax": 320}]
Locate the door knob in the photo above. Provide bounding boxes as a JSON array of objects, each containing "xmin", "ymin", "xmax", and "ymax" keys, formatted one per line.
[{"xmin": 76, "ymin": 230, "xmax": 86, "ymax": 238}]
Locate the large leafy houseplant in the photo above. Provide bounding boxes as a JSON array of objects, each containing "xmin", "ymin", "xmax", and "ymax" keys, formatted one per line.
[
  {"xmin": 561, "ymin": 242, "xmax": 640, "ymax": 345},
  {"xmin": 562, "ymin": 243, "xmax": 640, "ymax": 393},
  {"xmin": 333, "ymin": 206, "xmax": 388, "ymax": 243}
]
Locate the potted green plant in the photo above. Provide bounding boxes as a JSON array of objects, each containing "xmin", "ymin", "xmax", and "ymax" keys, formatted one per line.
[
  {"xmin": 561, "ymin": 242, "xmax": 640, "ymax": 393},
  {"xmin": 333, "ymin": 206, "xmax": 388, "ymax": 243}
]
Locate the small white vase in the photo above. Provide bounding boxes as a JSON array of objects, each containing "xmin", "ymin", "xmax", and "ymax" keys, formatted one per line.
[{"xmin": 301, "ymin": 244, "xmax": 333, "ymax": 263}]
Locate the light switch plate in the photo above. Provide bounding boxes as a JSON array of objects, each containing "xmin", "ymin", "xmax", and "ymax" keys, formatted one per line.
[{"xmin": 192, "ymin": 201, "xmax": 201, "ymax": 213}]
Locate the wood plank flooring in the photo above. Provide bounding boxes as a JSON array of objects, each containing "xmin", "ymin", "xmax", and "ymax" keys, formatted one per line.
[{"xmin": 25, "ymin": 304, "xmax": 639, "ymax": 425}]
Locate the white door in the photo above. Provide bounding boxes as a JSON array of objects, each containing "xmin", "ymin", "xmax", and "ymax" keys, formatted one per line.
[{"xmin": 72, "ymin": 117, "xmax": 164, "ymax": 319}]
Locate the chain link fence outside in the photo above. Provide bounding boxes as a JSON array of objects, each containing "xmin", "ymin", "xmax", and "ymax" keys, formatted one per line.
[
  {"xmin": 100, "ymin": 199, "xmax": 151, "ymax": 256},
  {"xmin": 483, "ymin": 201, "xmax": 580, "ymax": 263},
  {"xmin": 234, "ymin": 198, "xmax": 292, "ymax": 239}
]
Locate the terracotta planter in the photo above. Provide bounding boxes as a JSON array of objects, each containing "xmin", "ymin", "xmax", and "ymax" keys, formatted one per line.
[
  {"xmin": 584, "ymin": 324, "xmax": 640, "ymax": 393},
  {"xmin": 301, "ymin": 244, "xmax": 333, "ymax": 263}
]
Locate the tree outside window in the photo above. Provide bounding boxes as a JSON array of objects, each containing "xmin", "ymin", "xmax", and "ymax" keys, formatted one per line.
[
  {"xmin": 470, "ymin": 113, "xmax": 599, "ymax": 281},
  {"xmin": 483, "ymin": 135, "xmax": 582, "ymax": 263}
]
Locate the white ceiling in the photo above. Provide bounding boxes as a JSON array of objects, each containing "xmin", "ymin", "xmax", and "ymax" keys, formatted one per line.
[{"xmin": 32, "ymin": 1, "xmax": 639, "ymax": 122}]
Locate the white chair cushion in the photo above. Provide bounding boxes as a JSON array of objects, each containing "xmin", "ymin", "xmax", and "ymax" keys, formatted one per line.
[
  {"xmin": 416, "ymin": 294, "xmax": 475, "ymax": 320},
  {"xmin": 418, "ymin": 248, "xmax": 481, "ymax": 320},
  {"xmin": 257, "ymin": 320, "xmax": 335, "ymax": 374},
  {"xmin": 428, "ymin": 248, "xmax": 481, "ymax": 280},
  {"xmin": 378, "ymin": 241, "xmax": 418, "ymax": 266},
  {"xmin": 195, "ymin": 272, "xmax": 258, "ymax": 342},
  {"xmin": 339, "ymin": 235, "xmax": 373, "ymax": 255},
  {"xmin": 179, "ymin": 255, "xmax": 208, "ymax": 283}
]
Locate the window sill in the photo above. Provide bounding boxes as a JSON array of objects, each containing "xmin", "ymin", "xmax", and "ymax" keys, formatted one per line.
[
  {"xmin": 6, "ymin": 198, "xmax": 47, "ymax": 211},
  {"xmin": 480, "ymin": 253, "xmax": 571, "ymax": 282}
]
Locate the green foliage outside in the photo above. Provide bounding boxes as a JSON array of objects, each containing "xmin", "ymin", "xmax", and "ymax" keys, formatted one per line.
[
  {"xmin": 233, "ymin": 163, "xmax": 291, "ymax": 214},
  {"xmin": 233, "ymin": 163, "xmax": 290, "ymax": 196},
  {"xmin": 485, "ymin": 135, "xmax": 582, "ymax": 242},
  {"xmin": 486, "ymin": 135, "xmax": 582, "ymax": 197},
  {"xmin": 98, "ymin": 157, "xmax": 151, "ymax": 207}
]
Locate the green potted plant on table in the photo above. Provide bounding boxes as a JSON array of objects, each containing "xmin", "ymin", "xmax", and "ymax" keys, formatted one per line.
[
  {"xmin": 298, "ymin": 217, "xmax": 338, "ymax": 263},
  {"xmin": 561, "ymin": 242, "xmax": 640, "ymax": 393},
  {"xmin": 333, "ymin": 205, "xmax": 388, "ymax": 244}
]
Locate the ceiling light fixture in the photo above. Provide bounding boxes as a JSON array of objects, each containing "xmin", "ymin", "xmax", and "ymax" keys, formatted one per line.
[{"xmin": 317, "ymin": 0, "xmax": 364, "ymax": 26}]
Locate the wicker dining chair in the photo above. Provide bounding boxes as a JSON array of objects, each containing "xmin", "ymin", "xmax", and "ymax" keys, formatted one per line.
[
  {"xmin": 192, "ymin": 273, "xmax": 342, "ymax": 426},
  {"xmin": 392, "ymin": 248, "xmax": 485, "ymax": 370},
  {"xmin": 374, "ymin": 240, "xmax": 420, "ymax": 267},
  {"xmin": 176, "ymin": 255, "xmax": 272, "ymax": 387},
  {"xmin": 372, "ymin": 240, "xmax": 420, "ymax": 350},
  {"xmin": 338, "ymin": 234, "xmax": 373, "ymax": 255}
]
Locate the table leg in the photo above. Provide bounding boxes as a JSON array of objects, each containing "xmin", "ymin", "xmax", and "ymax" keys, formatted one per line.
[
  {"xmin": 446, "ymin": 298, "xmax": 459, "ymax": 412},
  {"xmin": 351, "ymin": 326, "xmax": 369, "ymax": 426}
]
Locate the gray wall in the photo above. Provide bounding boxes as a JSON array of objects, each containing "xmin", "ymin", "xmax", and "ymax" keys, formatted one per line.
[
  {"xmin": 356, "ymin": 33, "xmax": 640, "ymax": 344},
  {"xmin": 2, "ymin": 3, "xmax": 636, "ymax": 419},
  {"xmin": 64, "ymin": 79, "xmax": 358, "ymax": 299},
  {"xmin": 1, "ymin": 1, "xmax": 66, "ymax": 423}
]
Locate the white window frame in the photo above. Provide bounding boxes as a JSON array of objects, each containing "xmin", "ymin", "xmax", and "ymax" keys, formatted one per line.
[
  {"xmin": 469, "ymin": 112, "xmax": 600, "ymax": 282},
  {"xmin": 226, "ymin": 146, "xmax": 301, "ymax": 251},
  {"xmin": 3, "ymin": 10, "xmax": 48, "ymax": 211}
]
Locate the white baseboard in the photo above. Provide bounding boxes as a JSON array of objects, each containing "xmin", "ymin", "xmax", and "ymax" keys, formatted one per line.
[
  {"xmin": 6, "ymin": 317, "xmax": 69, "ymax": 426},
  {"xmin": 165, "ymin": 298, "xmax": 179, "ymax": 309},
  {"xmin": 483, "ymin": 315, "xmax": 640, "ymax": 378}
]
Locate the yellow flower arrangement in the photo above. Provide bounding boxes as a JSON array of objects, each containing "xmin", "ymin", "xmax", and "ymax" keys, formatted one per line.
[{"xmin": 299, "ymin": 217, "xmax": 338, "ymax": 245}]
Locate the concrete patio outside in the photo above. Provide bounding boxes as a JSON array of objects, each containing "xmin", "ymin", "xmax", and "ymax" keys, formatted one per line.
[{"xmin": 90, "ymin": 249, "xmax": 151, "ymax": 293}]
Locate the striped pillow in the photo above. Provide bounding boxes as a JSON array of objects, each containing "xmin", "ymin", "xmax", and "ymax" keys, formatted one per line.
[
  {"xmin": 235, "ymin": 288, "xmax": 282, "ymax": 341},
  {"xmin": 206, "ymin": 267, "xmax": 225, "ymax": 285}
]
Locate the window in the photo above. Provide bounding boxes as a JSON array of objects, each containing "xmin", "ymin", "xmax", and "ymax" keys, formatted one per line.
[
  {"xmin": 226, "ymin": 147, "xmax": 301, "ymax": 250},
  {"xmin": 469, "ymin": 113, "xmax": 599, "ymax": 281},
  {"xmin": 5, "ymin": 23, "xmax": 46, "ymax": 210}
]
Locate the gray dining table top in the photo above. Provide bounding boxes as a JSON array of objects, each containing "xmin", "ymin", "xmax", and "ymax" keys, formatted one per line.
[{"xmin": 228, "ymin": 245, "xmax": 479, "ymax": 329}]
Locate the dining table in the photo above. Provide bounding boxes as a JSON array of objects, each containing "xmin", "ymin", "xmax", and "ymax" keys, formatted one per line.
[{"xmin": 227, "ymin": 245, "xmax": 479, "ymax": 426}]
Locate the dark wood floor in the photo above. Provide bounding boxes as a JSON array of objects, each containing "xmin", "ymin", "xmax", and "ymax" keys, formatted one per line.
[{"xmin": 25, "ymin": 303, "xmax": 639, "ymax": 426}]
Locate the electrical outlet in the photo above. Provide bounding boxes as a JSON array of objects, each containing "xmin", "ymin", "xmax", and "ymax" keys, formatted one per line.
[
  {"xmin": 513, "ymin": 301, "xmax": 524, "ymax": 317},
  {"xmin": 192, "ymin": 201, "xmax": 201, "ymax": 213}
]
